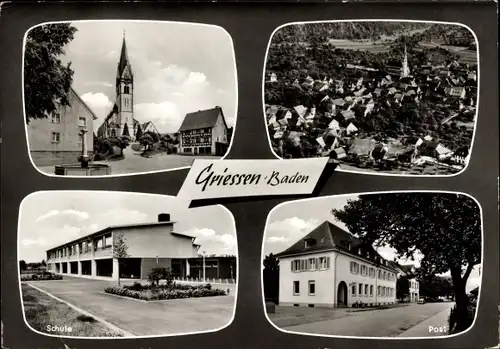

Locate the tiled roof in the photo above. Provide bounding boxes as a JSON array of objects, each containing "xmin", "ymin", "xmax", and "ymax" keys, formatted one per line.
[
  {"xmin": 274, "ymin": 220, "xmax": 397, "ymax": 271},
  {"xmin": 178, "ymin": 106, "xmax": 225, "ymax": 132}
]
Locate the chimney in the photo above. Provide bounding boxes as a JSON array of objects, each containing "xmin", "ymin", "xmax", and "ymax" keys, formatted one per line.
[{"xmin": 158, "ymin": 213, "xmax": 171, "ymax": 222}]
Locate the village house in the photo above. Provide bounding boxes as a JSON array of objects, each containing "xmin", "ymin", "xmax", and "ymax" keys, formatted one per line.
[
  {"xmin": 390, "ymin": 263, "xmax": 420, "ymax": 302},
  {"xmin": 177, "ymin": 106, "xmax": 230, "ymax": 156},
  {"xmin": 276, "ymin": 221, "xmax": 398, "ymax": 308},
  {"xmin": 27, "ymin": 88, "xmax": 97, "ymax": 167}
]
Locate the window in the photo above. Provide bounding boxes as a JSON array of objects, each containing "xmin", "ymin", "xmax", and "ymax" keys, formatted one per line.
[
  {"xmin": 358, "ymin": 283, "xmax": 363, "ymax": 295},
  {"xmin": 377, "ymin": 286, "xmax": 381, "ymax": 296},
  {"xmin": 105, "ymin": 234, "xmax": 112, "ymax": 248},
  {"xmin": 369, "ymin": 268, "xmax": 375, "ymax": 278},
  {"xmin": 124, "ymin": 85, "xmax": 130, "ymax": 94},
  {"xmin": 291, "ymin": 260, "xmax": 301, "ymax": 272},
  {"xmin": 308, "ymin": 281, "xmax": 316, "ymax": 295},
  {"xmin": 350, "ymin": 261, "xmax": 359, "ymax": 274},
  {"xmin": 370, "ymin": 285, "xmax": 374, "ymax": 296},
  {"xmin": 51, "ymin": 113, "xmax": 61, "ymax": 123},
  {"xmin": 365, "ymin": 284, "xmax": 369, "ymax": 295},
  {"xmin": 300, "ymin": 259, "xmax": 306, "ymax": 271},
  {"xmin": 293, "ymin": 281, "xmax": 300, "ymax": 295},
  {"xmin": 78, "ymin": 117, "xmax": 86, "ymax": 127},
  {"xmin": 51, "ymin": 132, "xmax": 60, "ymax": 143},
  {"xmin": 383, "ymin": 271, "xmax": 386, "ymax": 280},
  {"xmin": 308, "ymin": 258, "xmax": 316, "ymax": 271},
  {"xmin": 319, "ymin": 257, "xmax": 330, "ymax": 270},
  {"xmin": 361, "ymin": 265, "xmax": 367, "ymax": 276},
  {"xmin": 352, "ymin": 285, "xmax": 356, "ymax": 296}
]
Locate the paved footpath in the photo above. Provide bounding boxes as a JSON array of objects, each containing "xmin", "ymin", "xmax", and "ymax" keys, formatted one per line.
[
  {"xmin": 282, "ymin": 302, "xmax": 454, "ymax": 337},
  {"xmin": 397, "ymin": 303, "xmax": 454, "ymax": 337}
]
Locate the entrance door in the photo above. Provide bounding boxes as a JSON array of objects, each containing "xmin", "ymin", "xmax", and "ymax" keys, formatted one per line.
[{"xmin": 337, "ymin": 281, "xmax": 348, "ymax": 307}]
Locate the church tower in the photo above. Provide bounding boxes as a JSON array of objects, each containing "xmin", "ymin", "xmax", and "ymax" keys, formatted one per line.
[
  {"xmin": 401, "ymin": 44, "xmax": 410, "ymax": 78},
  {"xmin": 115, "ymin": 32, "xmax": 134, "ymax": 140}
]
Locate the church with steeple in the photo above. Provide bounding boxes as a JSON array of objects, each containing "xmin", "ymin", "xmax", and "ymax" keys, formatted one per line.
[{"xmin": 97, "ymin": 32, "xmax": 155, "ymax": 141}]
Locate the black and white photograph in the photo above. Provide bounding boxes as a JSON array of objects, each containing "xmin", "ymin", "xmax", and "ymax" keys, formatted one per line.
[
  {"xmin": 262, "ymin": 192, "xmax": 482, "ymax": 338},
  {"xmin": 24, "ymin": 20, "xmax": 237, "ymax": 177},
  {"xmin": 264, "ymin": 21, "xmax": 478, "ymax": 175},
  {"xmin": 18, "ymin": 191, "xmax": 237, "ymax": 338}
]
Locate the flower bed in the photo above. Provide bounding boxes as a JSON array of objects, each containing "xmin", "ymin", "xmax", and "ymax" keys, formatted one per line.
[
  {"xmin": 20, "ymin": 272, "xmax": 63, "ymax": 281},
  {"xmin": 104, "ymin": 282, "xmax": 227, "ymax": 301}
]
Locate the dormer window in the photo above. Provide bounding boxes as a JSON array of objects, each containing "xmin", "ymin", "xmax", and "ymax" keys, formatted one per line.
[{"xmin": 304, "ymin": 238, "xmax": 316, "ymax": 248}]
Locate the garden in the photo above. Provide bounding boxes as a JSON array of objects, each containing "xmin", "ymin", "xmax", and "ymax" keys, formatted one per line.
[{"xmin": 104, "ymin": 267, "xmax": 228, "ymax": 301}]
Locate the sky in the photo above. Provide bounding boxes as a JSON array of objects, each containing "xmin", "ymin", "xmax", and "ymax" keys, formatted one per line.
[
  {"xmin": 18, "ymin": 191, "xmax": 237, "ymax": 263},
  {"xmin": 35, "ymin": 20, "xmax": 237, "ymax": 133},
  {"xmin": 263, "ymin": 194, "xmax": 482, "ymax": 292}
]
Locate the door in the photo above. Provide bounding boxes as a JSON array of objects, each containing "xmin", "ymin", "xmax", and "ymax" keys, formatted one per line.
[{"xmin": 337, "ymin": 281, "xmax": 348, "ymax": 307}]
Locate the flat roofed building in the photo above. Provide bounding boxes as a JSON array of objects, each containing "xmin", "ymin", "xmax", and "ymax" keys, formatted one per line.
[
  {"xmin": 45, "ymin": 213, "xmax": 200, "ymax": 281},
  {"xmin": 275, "ymin": 220, "xmax": 398, "ymax": 308}
]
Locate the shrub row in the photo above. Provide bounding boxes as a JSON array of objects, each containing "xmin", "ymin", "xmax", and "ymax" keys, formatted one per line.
[
  {"xmin": 123, "ymin": 282, "xmax": 213, "ymax": 292},
  {"xmin": 20, "ymin": 272, "xmax": 63, "ymax": 281},
  {"xmin": 105, "ymin": 284, "xmax": 226, "ymax": 301}
]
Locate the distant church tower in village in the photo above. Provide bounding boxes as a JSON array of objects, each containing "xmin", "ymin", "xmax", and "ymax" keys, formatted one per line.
[{"xmin": 401, "ymin": 44, "xmax": 411, "ymax": 78}]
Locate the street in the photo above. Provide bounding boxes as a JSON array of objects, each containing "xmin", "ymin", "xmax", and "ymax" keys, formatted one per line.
[
  {"xmin": 275, "ymin": 302, "xmax": 454, "ymax": 337},
  {"xmin": 37, "ymin": 144, "xmax": 222, "ymax": 176}
]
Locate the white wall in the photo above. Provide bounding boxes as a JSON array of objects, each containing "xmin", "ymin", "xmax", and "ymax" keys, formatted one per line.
[
  {"xmin": 279, "ymin": 252, "xmax": 336, "ymax": 307},
  {"xmin": 279, "ymin": 250, "xmax": 398, "ymax": 307},
  {"xmin": 116, "ymin": 225, "xmax": 197, "ymax": 259}
]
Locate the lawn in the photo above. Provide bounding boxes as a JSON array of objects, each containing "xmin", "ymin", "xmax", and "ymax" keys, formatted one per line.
[{"xmin": 22, "ymin": 284, "xmax": 124, "ymax": 337}]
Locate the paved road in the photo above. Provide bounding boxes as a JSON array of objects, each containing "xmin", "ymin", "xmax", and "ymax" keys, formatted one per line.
[
  {"xmin": 24, "ymin": 277, "xmax": 236, "ymax": 337},
  {"xmin": 38, "ymin": 144, "xmax": 221, "ymax": 176},
  {"xmin": 282, "ymin": 302, "xmax": 454, "ymax": 337}
]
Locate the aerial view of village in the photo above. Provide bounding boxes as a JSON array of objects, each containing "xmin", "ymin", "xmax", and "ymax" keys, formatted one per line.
[{"xmin": 264, "ymin": 21, "xmax": 478, "ymax": 175}]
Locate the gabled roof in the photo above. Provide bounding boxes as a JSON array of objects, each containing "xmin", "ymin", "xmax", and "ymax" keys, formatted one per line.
[
  {"xmin": 178, "ymin": 106, "xmax": 227, "ymax": 132},
  {"xmin": 70, "ymin": 88, "xmax": 98, "ymax": 120},
  {"xmin": 274, "ymin": 220, "xmax": 397, "ymax": 271}
]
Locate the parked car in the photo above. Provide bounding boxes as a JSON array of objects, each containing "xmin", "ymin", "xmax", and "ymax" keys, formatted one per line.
[{"xmin": 418, "ymin": 297, "xmax": 426, "ymax": 304}]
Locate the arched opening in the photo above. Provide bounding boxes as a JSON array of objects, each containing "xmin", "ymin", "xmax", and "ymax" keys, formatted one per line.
[
  {"xmin": 124, "ymin": 85, "xmax": 130, "ymax": 94},
  {"xmin": 337, "ymin": 281, "xmax": 348, "ymax": 307}
]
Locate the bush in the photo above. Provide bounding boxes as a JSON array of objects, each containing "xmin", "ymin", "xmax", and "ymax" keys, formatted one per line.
[
  {"xmin": 104, "ymin": 283, "xmax": 226, "ymax": 301},
  {"xmin": 124, "ymin": 282, "xmax": 143, "ymax": 291},
  {"xmin": 148, "ymin": 267, "xmax": 173, "ymax": 287},
  {"xmin": 20, "ymin": 273, "xmax": 63, "ymax": 281}
]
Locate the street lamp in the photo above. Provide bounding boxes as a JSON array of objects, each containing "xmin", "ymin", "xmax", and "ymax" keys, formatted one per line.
[{"xmin": 202, "ymin": 250, "xmax": 206, "ymax": 283}]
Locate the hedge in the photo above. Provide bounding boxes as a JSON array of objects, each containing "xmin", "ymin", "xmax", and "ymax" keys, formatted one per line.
[
  {"xmin": 105, "ymin": 283, "xmax": 226, "ymax": 301},
  {"xmin": 20, "ymin": 272, "xmax": 63, "ymax": 281}
]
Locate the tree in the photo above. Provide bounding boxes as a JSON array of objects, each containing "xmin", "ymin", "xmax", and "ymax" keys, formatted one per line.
[
  {"xmin": 24, "ymin": 23, "xmax": 78, "ymax": 124},
  {"xmin": 139, "ymin": 134, "xmax": 154, "ymax": 151},
  {"xmin": 118, "ymin": 135, "xmax": 131, "ymax": 156},
  {"xmin": 419, "ymin": 275, "xmax": 454, "ymax": 300},
  {"xmin": 113, "ymin": 233, "xmax": 129, "ymax": 286},
  {"xmin": 135, "ymin": 124, "xmax": 143, "ymax": 141},
  {"xmin": 332, "ymin": 193, "xmax": 481, "ymax": 334},
  {"xmin": 396, "ymin": 275, "xmax": 410, "ymax": 301},
  {"xmin": 41, "ymin": 260, "xmax": 46, "ymax": 267},
  {"xmin": 19, "ymin": 260, "xmax": 27, "ymax": 271},
  {"xmin": 122, "ymin": 123, "xmax": 130, "ymax": 137},
  {"xmin": 263, "ymin": 253, "xmax": 280, "ymax": 303}
]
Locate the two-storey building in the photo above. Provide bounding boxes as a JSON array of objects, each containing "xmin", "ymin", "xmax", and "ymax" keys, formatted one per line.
[
  {"xmin": 275, "ymin": 220, "xmax": 398, "ymax": 308},
  {"xmin": 177, "ymin": 106, "xmax": 229, "ymax": 156},
  {"xmin": 27, "ymin": 88, "xmax": 97, "ymax": 167},
  {"xmin": 45, "ymin": 213, "xmax": 200, "ymax": 281}
]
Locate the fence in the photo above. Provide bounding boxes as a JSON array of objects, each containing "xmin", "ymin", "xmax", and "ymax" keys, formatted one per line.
[{"xmin": 173, "ymin": 276, "xmax": 236, "ymax": 284}]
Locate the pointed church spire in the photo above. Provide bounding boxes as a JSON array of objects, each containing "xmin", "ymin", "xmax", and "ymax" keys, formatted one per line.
[
  {"xmin": 401, "ymin": 43, "xmax": 410, "ymax": 78},
  {"xmin": 117, "ymin": 30, "xmax": 132, "ymax": 78}
]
